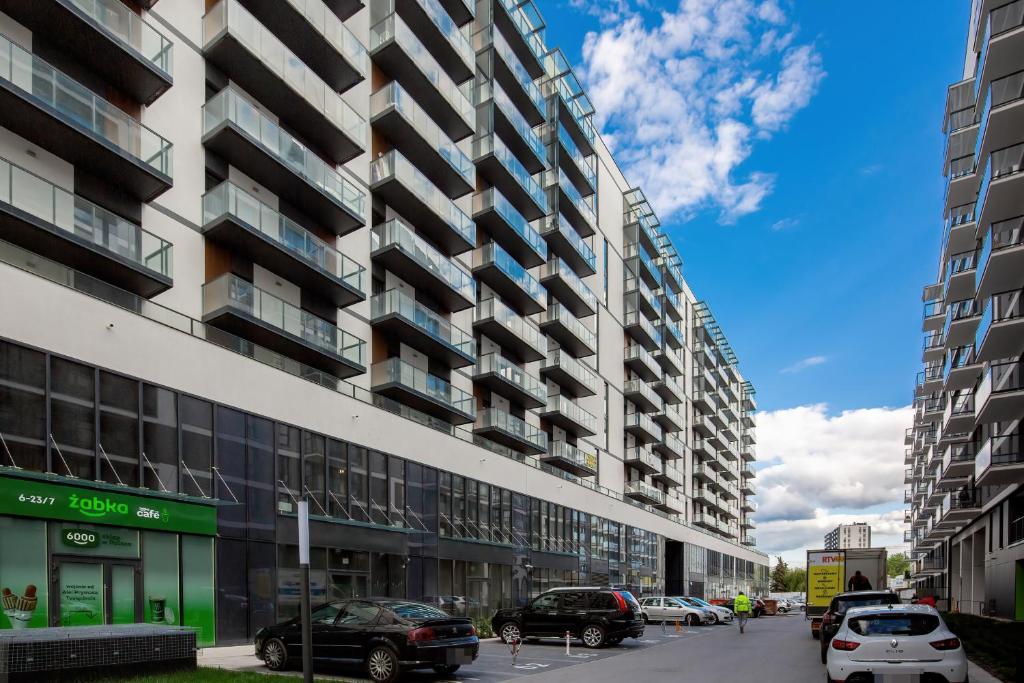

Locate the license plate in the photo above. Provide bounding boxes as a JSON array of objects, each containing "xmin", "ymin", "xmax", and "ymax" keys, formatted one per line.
[
  {"xmin": 880, "ymin": 675, "xmax": 919, "ymax": 683},
  {"xmin": 446, "ymin": 647, "xmax": 474, "ymax": 665}
]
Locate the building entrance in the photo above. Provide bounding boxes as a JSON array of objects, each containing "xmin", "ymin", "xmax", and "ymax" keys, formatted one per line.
[{"xmin": 52, "ymin": 557, "xmax": 142, "ymax": 627}]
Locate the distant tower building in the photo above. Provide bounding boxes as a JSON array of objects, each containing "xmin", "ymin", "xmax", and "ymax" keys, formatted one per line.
[{"xmin": 824, "ymin": 523, "xmax": 872, "ymax": 550}]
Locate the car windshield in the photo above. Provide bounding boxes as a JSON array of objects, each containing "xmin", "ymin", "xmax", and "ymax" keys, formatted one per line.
[
  {"xmin": 687, "ymin": 598, "xmax": 712, "ymax": 608},
  {"xmin": 847, "ymin": 613, "xmax": 940, "ymax": 636},
  {"xmin": 384, "ymin": 602, "xmax": 451, "ymax": 622},
  {"xmin": 835, "ymin": 595, "xmax": 899, "ymax": 613},
  {"xmin": 676, "ymin": 598, "xmax": 701, "ymax": 608}
]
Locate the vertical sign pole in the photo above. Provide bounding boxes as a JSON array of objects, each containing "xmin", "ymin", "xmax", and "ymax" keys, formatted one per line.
[{"xmin": 298, "ymin": 499, "xmax": 313, "ymax": 683}]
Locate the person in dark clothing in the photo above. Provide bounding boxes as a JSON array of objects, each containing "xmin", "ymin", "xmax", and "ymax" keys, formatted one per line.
[{"xmin": 847, "ymin": 570, "xmax": 872, "ymax": 591}]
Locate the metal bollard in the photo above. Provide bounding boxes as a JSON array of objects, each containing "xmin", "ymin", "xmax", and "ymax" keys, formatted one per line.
[
  {"xmin": 661, "ymin": 619, "xmax": 667, "ymax": 635},
  {"xmin": 675, "ymin": 619, "xmax": 681, "ymax": 632},
  {"xmin": 565, "ymin": 631, "xmax": 571, "ymax": 655}
]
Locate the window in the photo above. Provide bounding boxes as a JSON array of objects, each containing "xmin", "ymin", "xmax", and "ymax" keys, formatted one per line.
[
  {"xmin": 0, "ymin": 341, "xmax": 46, "ymax": 472},
  {"xmin": 98, "ymin": 372, "xmax": 139, "ymax": 485},
  {"xmin": 246, "ymin": 415, "xmax": 275, "ymax": 540},
  {"xmin": 327, "ymin": 439, "xmax": 347, "ymax": 518},
  {"xmin": 388, "ymin": 456, "xmax": 405, "ymax": 527},
  {"xmin": 276, "ymin": 424, "xmax": 300, "ymax": 512},
  {"xmin": 50, "ymin": 357, "xmax": 95, "ymax": 478},
  {"xmin": 143, "ymin": 384, "xmax": 177, "ymax": 492},
  {"xmin": 180, "ymin": 396, "xmax": 213, "ymax": 497},
  {"xmin": 439, "ymin": 471, "xmax": 452, "ymax": 536},
  {"xmin": 603, "ymin": 238, "xmax": 609, "ymax": 305},
  {"xmin": 369, "ymin": 451, "xmax": 388, "ymax": 525},
  {"xmin": 531, "ymin": 593, "xmax": 558, "ymax": 609},
  {"xmin": 349, "ymin": 445, "xmax": 368, "ymax": 522},
  {"xmin": 847, "ymin": 614, "xmax": 939, "ymax": 636},
  {"xmin": 336, "ymin": 602, "xmax": 381, "ymax": 626},
  {"xmin": 559, "ymin": 591, "xmax": 586, "ymax": 609},
  {"xmin": 215, "ymin": 406, "xmax": 247, "ymax": 535},
  {"xmin": 311, "ymin": 602, "xmax": 343, "ymax": 625},
  {"xmin": 303, "ymin": 432, "xmax": 325, "ymax": 511}
]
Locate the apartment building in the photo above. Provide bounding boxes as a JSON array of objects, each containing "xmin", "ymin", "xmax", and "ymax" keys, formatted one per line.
[
  {"xmin": 824, "ymin": 523, "xmax": 871, "ymax": 550},
  {"xmin": 906, "ymin": 0, "xmax": 1024, "ymax": 621},
  {"xmin": 0, "ymin": 0, "xmax": 765, "ymax": 644}
]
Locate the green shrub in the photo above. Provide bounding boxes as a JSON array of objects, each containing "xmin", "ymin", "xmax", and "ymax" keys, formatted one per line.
[{"xmin": 472, "ymin": 616, "xmax": 494, "ymax": 639}]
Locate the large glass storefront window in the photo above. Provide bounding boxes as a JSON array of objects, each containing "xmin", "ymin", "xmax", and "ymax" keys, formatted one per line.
[
  {"xmin": 0, "ymin": 342, "xmax": 46, "ymax": 472},
  {"xmin": 99, "ymin": 372, "xmax": 138, "ymax": 486},
  {"xmin": 50, "ymin": 357, "xmax": 95, "ymax": 479}
]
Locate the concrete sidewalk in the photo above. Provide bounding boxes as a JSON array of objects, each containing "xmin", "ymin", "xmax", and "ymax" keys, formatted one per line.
[
  {"xmin": 198, "ymin": 645, "xmax": 350, "ymax": 680},
  {"xmin": 968, "ymin": 660, "xmax": 1005, "ymax": 683}
]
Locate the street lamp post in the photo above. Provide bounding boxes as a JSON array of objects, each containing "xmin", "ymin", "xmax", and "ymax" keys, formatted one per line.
[{"xmin": 298, "ymin": 499, "xmax": 313, "ymax": 683}]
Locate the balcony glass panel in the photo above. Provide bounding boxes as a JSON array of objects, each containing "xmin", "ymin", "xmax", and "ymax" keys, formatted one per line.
[
  {"xmin": 0, "ymin": 34, "xmax": 172, "ymax": 177},
  {"xmin": 378, "ymin": 0, "xmax": 473, "ymax": 69},
  {"xmin": 69, "ymin": 0, "xmax": 173, "ymax": 75},
  {"xmin": 0, "ymin": 156, "xmax": 172, "ymax": 275},
  {"xmin": 540, "ymin": 213, "xmax": 596, "ymax": 272},
  {"xmin": 624, "ymin": 241, "xmax": 659, "ymax": 282},
  {"xmin": 625, "ymin": 411, "xmax": 663, "ymax": 440},
  {"xmin": 978, "ymin": 142, "xmax": 1024, "ymax": 218},
  {"xmin": 624, "ymin": 311, "xmax": 663, "ymax": 348},
  {"xmin": 543, "ymin": 350, "xmax": 598, "ymax": 394},
  {"xmin": 624, "ymin": 379, "xmax": 663, "ymax": 410},
  {"xmin": 370, "ymin": 219, "xmax": 475, "ymax": 302},
  {"xmin": 625, "ymin": 447, "xmax": 660, "ymax": 471},
  {"xmin": 203, "ymin": 0, "xmax": 366, "ymax": 146},
  {"xmin": 547, "ymin": 441, "xmax": 597, "ymax": 473},
  {"xmin": 480, "ymin": 80, "xmax": 546, "ymax": 164},
  {"xmin": 544, "ymin": 257, "xmax": 597, "ymax": 311},
  {"xmin": 203, "ymin": 181, "xmax": 362, "ymax": 292},
  {"xmin": 371, "ymin": 289, "xmax": 474, "ymax": 359},
  {"xmin": 624, "ymin": 274, "xmax": 661, "ymax": 317},
  {"xmin": 203, "ymin": 87, "xmax": 365, "ymax": 219},
  {"xmin": 624, "ymin": 480, "xmax": 664, "ymax": 504},
  {"xmin": 370, "ymin": 150, "xmax": 475, "ymax": 246},
  {"xmin": 474, "ymin": 134, "xmax": 548, "ymax": 212},
  {"xmin": 556, "ymin": 168, "xmax": 596, "ymax": 229},
  {"xmin": 203, "ymin": 273, "xmax": 365, "ymax": 366},
  {"xmin": 372, "ymin": 357, "xmax": 474, "ymax": 416},
  {"xmin": 545, "ymin": 394, "xmax": 596, "ymax": 433},
  {"xmin": 552, "ymin": 76, "xmax": 596, "ymax": 144},
  {"xmin": 473, "ymin": 188, "xmax": 546, "ymax": 260},
  {"xmin": 482, "ymin": 26, "xmax": 546, "ymax": 116},
  {"xmin": 476, "ymin": 297, "xmax": 546, "ymax": 352},
  {"xmin": 369, "ymin": 13, "xmax": 474, "ymax": 126},
  {"xmin": 475, "ymin": 353, "xmax": 546, "ymax": 404},
  {"xmin": 475, "ymin": 407, "xmax": 546, "ymax": 450},
  {"xmin": 371, "ymin": 82, "xmax": 473, "ymax": 186},
  {"xmin": 475, "ymin": 242, "xmax": 546, "ymax": 308},
  {"xmin": 558, "ymin": 122, "xmax": 596, "ymax": 187},
  {"xmin": 992, "ymin": 0, "xmax": 1024, "ymax": 38},
  {"xmin": 539, "ymin": 303, "xmax": 596, "ymax": 349}
]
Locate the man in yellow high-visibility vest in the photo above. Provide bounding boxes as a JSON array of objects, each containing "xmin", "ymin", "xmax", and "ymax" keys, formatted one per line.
[{"xmin": 734, "ymin": 591, "xmax": 752, "ymax": 634}]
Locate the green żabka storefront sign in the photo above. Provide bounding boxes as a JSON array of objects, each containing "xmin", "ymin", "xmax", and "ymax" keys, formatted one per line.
[{"xmin": 0, "ymin": 476, "xmax": 217, "ymax": 536}]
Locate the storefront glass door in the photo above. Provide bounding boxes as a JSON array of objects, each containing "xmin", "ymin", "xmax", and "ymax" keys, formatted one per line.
[{"xmin": 55, "ymin": 559, "xmax": 140, "ymax": 627}]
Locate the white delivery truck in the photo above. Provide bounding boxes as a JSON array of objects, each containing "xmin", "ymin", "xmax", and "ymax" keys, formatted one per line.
[{"xmin": 805, "ymin": 547, "xmax": 887, "ymax": 639}]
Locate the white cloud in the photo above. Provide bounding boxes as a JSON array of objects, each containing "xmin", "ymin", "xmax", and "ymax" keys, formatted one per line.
[
  {"xmin": 578, "ymin": 0, "xmax": 825, "ymax": 223},
  {"xmin": 779, "ymin": 355, "xmax": 828, "ymax": 373},
  {"xmin": 770, "ymin": 216, "xmax": 799, "ymax": 231},
  {"xmin": 753, "ymin": 404, "xmax": 913, "ymax": 564}
]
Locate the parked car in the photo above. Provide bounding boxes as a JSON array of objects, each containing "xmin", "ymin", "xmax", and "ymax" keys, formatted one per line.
[
  {"xmin": 722, "ymin": 597, "xmax": 766, "ymax": 617},
  {"xmin": 673, "ymin": 596, "xmax": 733, "ymax": 624},
  {"xmin": 825, "ymin": 605, "xmax": 967, "ymax": 683},
  {"xmin": 819, "ymin": 590, "xmax": 901, "ymax": 663},
  {"xmin": 255, "ymin": 599, "xmax": 478, "ymax": 683},
  {"xmin": 492, "ymin": 587, "xmax": 644, "ymax": 648},
  {"xmin": 639, "ymin": 597, "xmax": 715, "ymax": 626}
]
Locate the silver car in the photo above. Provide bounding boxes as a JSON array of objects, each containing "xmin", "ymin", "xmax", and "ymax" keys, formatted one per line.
[
  {"xmin": 638, "ymin": 597, "xmax": 715, "ymax": 626},
  {"xmin": 674, "ymin": 596, "xmax": 733, "ymax": 624}
]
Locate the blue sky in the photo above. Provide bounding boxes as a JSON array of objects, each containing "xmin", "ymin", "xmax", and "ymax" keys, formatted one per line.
[{"xmin": 535, "ymin": 0, "xmax": 972, "ymax": 561}]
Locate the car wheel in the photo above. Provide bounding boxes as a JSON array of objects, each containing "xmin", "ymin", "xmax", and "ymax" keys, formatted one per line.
[
  {"xmin": 685, "ymin": 613, "xmax": 699, "ymax": 627},
  {"xmin": 499, "ymin": 622, "xmax": 522, "ymax": 644},
  {"xmin": 366, "ymin": 645, "xmax": 399, "ymax": 683},
  {"xmin": 713, "ymin": 614, "xmax": 721, "ymax": 624},
  {"xmin": 581, "ymin": 624, "xmax": 606, "ymax": 649},
  {"xmin": 261, "ymin": 638, "xmax": 288, "ymax": 671},
  {"xmin": 433, "ymin": 664, "xmax": 461, "ymax": 675},
  {"xmin": 642, "ymin": 613, "xmax": 650, "ymax": 624}
]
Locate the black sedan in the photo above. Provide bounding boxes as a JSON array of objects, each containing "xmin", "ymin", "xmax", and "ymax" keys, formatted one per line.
[{"xmin": 255, "ymin": 599, "xmax": 479, "ymax": 682}]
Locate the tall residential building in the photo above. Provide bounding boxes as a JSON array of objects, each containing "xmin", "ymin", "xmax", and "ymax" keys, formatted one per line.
[
  {"xmin": 906, "ymin": 0, "xmax": 1024, "ymax": 621},
  {"xmin": 824, "ymin": 523, "xmax": 871, "ymax": 550},
  {"xmin": 0, "ymin": 0, "xmax": 765, "ymax": 643}
]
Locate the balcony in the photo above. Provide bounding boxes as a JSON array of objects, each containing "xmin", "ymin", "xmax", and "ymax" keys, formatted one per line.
[
  {"xmin": 659, "ymin": 257, "xmax": 684, "ymax": 295},
  {"xmin": 538, "ymin": 304, "xmax": 596, "ymax": 358},
  {"xmin": 370, "ymin": 150, "xmax": 475, "ymax": 255},
  {"xmin": 202, "ymin": 181, "xmax": 364, "ymax": 307},
  {"xmin": 741, "ymin": 535, "xmax": 756, "ymax": 547},
  {"xmin": 541, "ymin": 441, "xmax": 598, "ymax": 477},
  {"xmin": 976, "ymin": 216, "xmax": 1024, "ymax": 301},
  {"xmin": 472, "ymin": 189, "xmax": 546, "ymax": 269},
  {"xmin": 936, "ymin": 487, "xmax": 981, "ymax": 528},
  {"xmin": 475, "ymin": 25, "xmax": 545, "ymax": 126},
  {"xmin": 653, "ymin": 375, "xmax": 684, "ymax": 405},
  {"xmin": 474, "ymin": 134, "xmax": 547, "ymax": 220},
  {"xmin": 540, "ymin": 350, "xmax": 598, "ymax": 398},
  {"xmin": 941, "ymin": 391, "xmax": 976, "ymax": 437},
  {"xmin": 624, "ymin": 276, "xmax": 662, "ymax": 320},
  {"xmin": 923, "ymin": 331, "xmax": 946, "ymax": 362},
  {"xmin": 742, "ymin": 518, "xmax": 756, "ymax": 530},
  {"xmin": 624, "ymin": 311, "xmax": 662, "ymax": 352},
  {"xmin": 370, "ymin": 83, "xmax": 473, "ymax": 198},
  {"xmin": 474, "ymin": 296, "xmax": 547, "ymax": 363},
  {"xmin": 624, "ymin": 344, "xmax": 662, "ymax": 383},
  {"xmin": 623, "ymin": 379, "xmax": 663, "ymax": 413},
  {"xmin": 976, "ymin": 70, "xmax": 1024, "ymax": 166},
  {"xmin": 937, "ymin": 441, "xmax": 975, "ymax": 490},
  {"xmin": 0, "ymin": 156, "xmax": 171, "ymax": 297},
  {"xmin": 693, "ymin": 512, "xmax": 717, "ymax": 531},
  {"xmin": 977, "ymin": 141, "xmax": 1024, "ymax": 231},
  {"xmin": 624, "ymin": 411, "xmax": 664, "ymax": 444},
  {"xmin": 975, "ymin": 1, "xmax": 1024, "ymax": 112},
  {"xmin": 4, "ymin": 0, "xmax": 173, "ymax": 104},
  {"xmin": 540, "ymin": 395, "xmax": 597, "ymax": 437},
  {"xmin": 741, "ymin": 478, "xmax": 756, "ymax": 495},
  {"xmin": 986, "ymin": 281, "xmax": 1024, "ymax": 356},
  {"xmin": 372, "ymin": 358, "xmax": 475, "ymax": 425},
  {"xmin": 693, "ymin": 413, "xmax": 715, "ymax": 438},
  {"xmin": 694, "ymin": 461, "xmax": 717, "ymax": 484},
  {"xmin": 975, "ymin": 430, "xmax": 1024, "ymax": 486},
  {"xmin": 654, "ymin": 434, "xmax": 687, "ymax": 461},
  {"xmin": 377, "ymin": 0, "xmax": 474, "ymax": 82},
  {"xmin": 437, "ymin": 0, "xmax": 472, "ymax": 27},
  {"xmin": 473, "ymin": 242, "xmax": 547, "ymax": 315},
  {"xmin": 202, "ymin": 273, "xmax": 365, "ymax": 378},
  {"xmin": 944, "ymin": 345, "xmax": 982, "ymax": 391},
  {"xmin": 0, "ymin": 34, "xmax": 172, "ymax": 201},
  {"xmin": 624, "ymin": 480, "xmax": 665, "ymax": 506},
  {"xmin": 371, "ymin": 289, "xmax": 475, "ymax": 368},
  {"xmin": 944, "ymin": 153, "xmax": 979, "ymax": 212},
  {"xmin": 477, "ymin": 80, "xmax": 546, "ymax": 173},
  {"xmin": 922, "ymin": 298, "xmax": 945, "ymax": 332},
  {"xmin": 370, "ymin": 219, "xmax": 475, "ymax": 311},
  {"xmin": 740, "ymin": 444, "xmax": 756, "ymax": 462},
  {"xmin": 202, "ymin": 87, "xmax": 364, "ymax": 233},
  {"xmin": 473, "ymin": 408, "xmax": 547, "ymax": 455},
  {"xmin": 653, "ymin": 345, "xmax": 684, "ymax": 379},
  {"xmin": 662, "ymin": 322, "xmax": 685, "ymax": 351},
  {"xmin": 539, "ymin": 213, "xmax": 596, "ymax": 277},
  {"xmin": 549, "ymin": 57, "xmax": 597, "ymax": 156},
  {"xmin": 943, "ymin": 297, "xmax": 982, "ymax": 347},
  {"xmin": 473, "ymin": 353, "xmax": 546, "ymax": 409},
  {"xmin": 659, "ymin": 287, "xmax": 684, "ymax": 322},
  {"xmin": 552, "ymin": 168, "xmax": 597, "ymax": 238},
  {"xmin": 943, "ymin": 249, "xmax": 978, "ymax": 303},
  {"xmin": 942, "ymin": 205, "xmax": 978, "ymax": 261},
  {"xmin": 203, "ymin": 0, "xmax": 364, "ymax": 162},
  {"xmin": 654, "ymin": 404, "xmax": 686, "ymax": 434},
  {"xmin": 624, "ymin": 204, "xmax": 659, "ymax": 255},
  {"xmin": 370, "ymin": 12, "xmax": 474, "ymax": 140},
  {"xmin": 624, "ymin": 447, "xmax": 661, "ymax": 475},
  {"xmin": 540, "ymin": 257, "xmax": 597, "ymax": 318},
  {"xmin": 556, "ymin": 122, "xmax": 597, "ymax": 197},
  {"xmin": 975, "ymin": 359, "xmax": 1024, "ymax": 424}
]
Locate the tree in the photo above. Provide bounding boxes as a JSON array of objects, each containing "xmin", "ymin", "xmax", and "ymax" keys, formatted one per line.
[
  {"xmin": 770, "ymin": 556, "xmax": 789, "ymax": 592},
  {"xmin": 783, "ymin": 568, "xmax": 806, "ymax": 593},
  {"xmin": 887, "ymin": 552, "xmax": 911, "ymax": 578}
]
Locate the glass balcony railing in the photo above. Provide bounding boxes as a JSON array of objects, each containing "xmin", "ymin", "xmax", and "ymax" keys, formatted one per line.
[
  {"xmin": 475, "ymin": 242, "xmax": 546, "ymax": 308},
  {"xmin": 624, "ymin": 275, "xmax": 662, "ymax": 317},
  {"xmin": 539, "ymin": 303, "xmax": 596, "ymax": 350},
  {"xmin": 203, "ymin": 181, "xmax": 363, "ymax": 292},
  {"xmin": 976, "ymin": 429, "xmax": 1024, "ymax": 476},
  {"xmin": 662, "ymin": 322, "xmax": 684, "ymax": 348},
  {"xmin": 551, "ymin": 75, "xmax": 596, "ymax": 145},
  {"xmin": 558, "ymin": 122, "xmax": 596, "ymax": 188},
  {"xmin": 544, "ymin": 394, "xmax": 597, "ymax": 433},
  {"xmin": 371, "ymin": 82, "xmax": 473, "ymax": 186},
  {"xmin": 556, "ymin": 168, "xmax": 597, "ymax": 230},
  {"xmin": 377, "ymin": 0, "xmax": 473, "ymax": 69},
  {"xmin": 625, "ymin": 411, "xmax": 663, "ymax": 440},
  {"xmin": 547, "ymin": 441, "xmax": 598, "ymax": 474},
  {"xmin": 370, "ymin": 150, "xmax": 475, "ymax": 246},
  {"xmin": 977, "ymin": 289, "xmax": 1024, "ymax": 349},
  {"xmin": 475, "ymin": 408, "xmax": 547, "ymax": 450},
  {"xmin": 371, "ymin": 357, "xmax": 474, "ymax": 417},
  {"xmin": 203, "ymin": 87, "xmax": 365, "ymax": 219},
  {"xmin": 370, "ymin": 219, "xmax": 475, "ymax": 302},
  {"xmin": 946, "ymin": 249, "xmax": 978, "ymax": 281},
  {"xmin": 543, "ymin": 257, "xmax": 597, "ymax": 311},
  {"xmin": 624, "ymin": 379, "xmax": 663, "ymax": 410},
  {"xmin": 69, "ymin": 0, "xmax": 173, "ymax": 75},
  {"xmin": 475, "ymin": 296, "xmax": 546, "ymax": 353},
  {"xmin": 978, "ymin": 216, "xmax": 1024, "ymax": 288},
  {"xmin": 473, "ymin": 188, "xmax": 547, "ymax": 262},
  {"xmin": 542, "ymin": 349, "xmax": 598, "ymax": 395},
  {"xmin": 625, "ymin": 480, "xmax": 664, "ymax": 505},
  {"xmin": 625, "ymin": 447, "xmax": 660, "ymax": 471},
  {"xmin": 948, "ymin": 153, "xmax": 976, "ymax": 180},
  {"xmin": 624, "ymin": 241, "xmax": 660, "ymax": 284},
  {"xmin": 923, "ymin": 299, "xmax": 944, "ymax": 320},
  {"xmin": 476, "ymin": 26, "xmax": 546, "ymax": 118},
  {"xmin": 539, "ymin": 213, "xmax": 596, "ymax": 272},
  {"xmin": 0, "ymin": 155, "xmax": 172, "ymax": 275},
  {"xmin": 203, "ymin": 0, "xmax": 366, "ymax": 146},
  {"xmin": 944, "ymin": 298, "xmax": 980, "ymax": 334},
  {"xmin": 625, "ymin": 343, "xmax": 660, "ymax": 375},
  {"xmin": 371, "ymin": 289, "xmax": 474, "ymax": 360},
  {"xmin": 624, "ymin": 311, "xmax": 663, "ymax": 348},
  {"xmin": 480, "ymin": 80, "xmax": 546, "ymax": 165},
  {"xmin": 0, "ymin": 33, "xmax": 172, "ymax": 178},
  {"xmin": 474, "ymin": 134, "xmax": 548, "ymax": 212},
  {"xmin": 369, "ymin": 13, "xmax": 474, "ymax": 126},
  {"xmin": 977, "ymin": 142, "xmax": 1024, "ymax": 220},
  {"xmin": 203, "ymin": 273, "xmax": 365, "ymax": 367},
  {"xmin": 943, "ymin": 344, "xmax": 977, "ymax": 381},
  {"xmin": 476, "ymin": 352, "xmax": 546, "ymax": 404}
]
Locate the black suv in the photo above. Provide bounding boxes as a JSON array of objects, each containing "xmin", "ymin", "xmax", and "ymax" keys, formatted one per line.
[
  {"xmin": 819, "ymin": 590, "xmax": 900, "ymax": 663},
  {"xmin": 492, "ymin": 587, "xmax": 644, "ymax": 648}
]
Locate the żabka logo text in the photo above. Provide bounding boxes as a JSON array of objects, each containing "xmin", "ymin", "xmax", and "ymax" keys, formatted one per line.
[{"xmin": 69, "ymin": 493, "xmax": 130, "ymax": 518}]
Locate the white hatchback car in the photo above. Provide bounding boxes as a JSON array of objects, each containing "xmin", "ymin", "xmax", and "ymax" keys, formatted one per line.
[
  {"xmin": 673, "ymin": 597, "xmax": 733, "ymax": 624},
  {"xmin": 826, "ymin": 604, "xmax": 967, "ymax": 683}
]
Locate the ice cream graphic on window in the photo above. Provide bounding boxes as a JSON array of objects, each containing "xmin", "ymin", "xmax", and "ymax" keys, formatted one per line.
[{"xmin": 2, "ymin": 585, "xmax": 37, "ymax": 629}]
